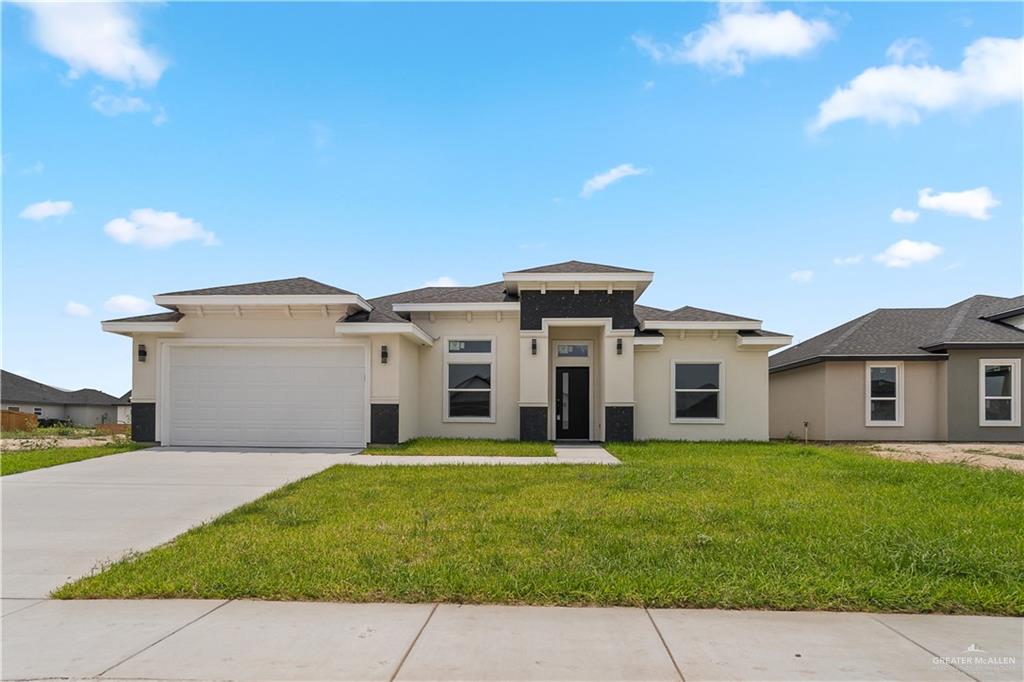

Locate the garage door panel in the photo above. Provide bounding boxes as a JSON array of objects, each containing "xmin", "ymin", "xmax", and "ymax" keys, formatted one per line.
[{"xmin": 167, "ymin": 345, "xmax": 365, "ymax": 447}]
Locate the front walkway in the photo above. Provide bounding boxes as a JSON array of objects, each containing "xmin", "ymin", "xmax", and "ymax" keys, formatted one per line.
[
  {"xmin": 348, "ymin": 442, "xmax": 620, "ymax": 466},
  {"xmin": 2, "ymin": 600, "xmax": 1020, "ymax": 681}
]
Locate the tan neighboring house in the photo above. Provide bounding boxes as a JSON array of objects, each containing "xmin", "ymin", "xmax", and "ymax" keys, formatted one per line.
[
  {"xmin": 0, "ymin": 370, "xmax": 121, "ymax": 426},
  {"xmin": 769, "ymin": 294, "xmax": 1024, "ymax": 442},
  {"xmin": 102, "ymin": 261, "xmax": 791, "ymax": 446}
]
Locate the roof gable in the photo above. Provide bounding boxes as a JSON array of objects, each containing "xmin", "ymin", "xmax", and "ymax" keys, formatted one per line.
[
  {"xmin": 159, "ymin": 277, "xmax": 354, "ymax": 296},
  {"xmin": 506, "ymin": 260, "xmax": 650, "ymax": 274}
]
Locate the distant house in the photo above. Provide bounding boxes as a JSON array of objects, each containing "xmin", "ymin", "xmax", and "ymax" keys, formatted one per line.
[
  {"xmin": 115, "ymin": 390, "xmax": 132, "ymax": 424},
  {"xmin": 0, "ymin": 370, "xmax": 123, "ymax": 426}
]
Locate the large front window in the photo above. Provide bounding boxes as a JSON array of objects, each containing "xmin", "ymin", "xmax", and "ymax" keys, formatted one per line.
[
  {"xmin": 866, "ymin": 362, "xmax": 903, "ymax": 426},
  {"xmin": 444, "ymin": 338, "xmax": 494, "ymax": 421},
  {"xmin": 672, "ymin": 362, "xmax": 722, "ymax": 421},
  {"xmin": 980, "ymin": 359, "xmax": 1020, "ymax": 427}
]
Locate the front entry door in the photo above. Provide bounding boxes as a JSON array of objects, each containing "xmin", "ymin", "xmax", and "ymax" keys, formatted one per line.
[{"xmin": 555, "ymin": 366, "xmax": 590, "ymax": 440}]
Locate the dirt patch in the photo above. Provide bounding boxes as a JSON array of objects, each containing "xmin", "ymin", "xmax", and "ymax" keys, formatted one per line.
[
  {"xmin": 862, "ymin": 442, "xmax": 1024, "ymax": 473},
  {"xmin": 0, "ymin": 435, "xmax": 117, "ymax": 452}
]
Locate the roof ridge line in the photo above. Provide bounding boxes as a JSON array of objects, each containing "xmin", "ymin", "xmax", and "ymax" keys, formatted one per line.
[
  {"xmin": 821, "ymin": 310, "xmax": 878, "ymax": 355},
  {"xmin": 936, "ymin": 298, "xmax": 974, "ymax": 344}
]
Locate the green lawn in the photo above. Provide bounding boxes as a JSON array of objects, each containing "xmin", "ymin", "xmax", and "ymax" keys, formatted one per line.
[
  {"xmin": 54, "ymin": 442, "xmax": 1023, "ymax": 615},
  {"xmin": 1, "ymin": 442, "xmax": 148, "ymax": 476},
  {"xmin": 362, "ymin": 437, "xmax": 554, "ymax": 456}
]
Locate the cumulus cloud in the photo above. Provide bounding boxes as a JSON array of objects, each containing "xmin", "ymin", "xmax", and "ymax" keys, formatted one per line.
[
  {"xmin": 90, "ymin": 87, "xmax": 149, "ymax": 116},
  {"xmin": 104, "ymin": 294, "xmax": 152, "ymax": 314},
  {"xmin": 885, "ymin": 38, "xmax": 931, "ymax": 65},
  {"xmin": 64, "ymin": 301, "xmax": 92, "ymax": 317},
  {"xmin": 874, "ymin": 239, "xmax": 943, "ymax": 268},
  {"xmin": 812, "ymin": 36, "xmax": 1023, "ymax": 132},
  {"xmin": 423, "ymin": 276, "xmax": 460, "ymax": 287},
  {"xmin": 580, "ymin": 164, "xmax": 648, "ymax": 198},
  {"xmin": 633, "ymin": 3, "xmax": 833, "ymax": 76},
  {"xmin": 833, "ymin": 255, "xmax": 863, "ymax": 266},
  {"xmin": 104, "ymin": 209, "xmax": 218, "ymax": 248},
  {"xmin": 917, "ymin": 186, "xmax": 999, "ymax": 220},
  {"xmin": 20, "ymin": 200, "xmax": 72, "ymax": 221},
  {"xmin": 790, "ymin": 270, "xmax": 814, "ymax": 283},
  {"xmin": 890, "ymin": 208, "xmax": 920, "ymax": 224},
  {"xmin": 15, "ymin": 1, "xmax": 167, "ymax": 87}
]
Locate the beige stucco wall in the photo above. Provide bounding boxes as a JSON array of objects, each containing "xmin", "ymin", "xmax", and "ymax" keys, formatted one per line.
[
  {"xmin": 66, "ymin": 405, "xmax": 115, "ymax": 426},
  {"xmin": 398, "ymin": 336, "xmax": 420, "ymax": 442},
  {"xmin": 411, "ymin": 312, "xmax": 521, "ymax": 439},
  {"xmin": 368, "ymin": 334, "xmax": 400, "ymax": 402},
  {"xmin": 768, "ymin": 363, "xmax": 827, "ymax": 440},
  {"xmin": 634, "ymin": 333, "xmax": 770, "ymax": 441},
  {"xmin": 824, "ymin": 361, "xmax": 945, "ymax": 441}
]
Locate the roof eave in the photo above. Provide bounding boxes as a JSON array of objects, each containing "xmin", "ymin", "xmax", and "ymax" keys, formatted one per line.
[
  {"xmin": 101, "ymin": 320, "xmax": 183, "ymax": 336},
  {"xmin": 335, "ymin": 322, "xmax": 434, "ymax": 346},
  {"xmin": 153, "ymin": 293, "xmax": 372, "ymax": 311},
  {"xmin": 641, "ymin": 320, "xmax": 762, "ymax": 332},
  {"xmin": 769, "ymin": 353, "xmax": 949, "ymax": 374}
]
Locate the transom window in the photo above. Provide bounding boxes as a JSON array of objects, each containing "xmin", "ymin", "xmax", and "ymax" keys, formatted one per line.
[
  {"xmin": 865, "ymin": 362, "xmax": 903, "ymax": 426},
  {"xmin": 557, "ymin": 344, "xmax": 588, "ymax": 358},
  {"xmin": 980, "ymin": 359, "xmax": 1020, "ymax": 427},
  {"xmin": 672, "ymin": 362, "xmax": 722, "ymax": 421},
  {"xmin": 444, "ymin": 338, "xmax": 495, "ymax": 422}
]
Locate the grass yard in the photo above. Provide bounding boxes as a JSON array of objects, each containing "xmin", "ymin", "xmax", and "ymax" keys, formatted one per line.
[
  {"xmin": 55, "ymin": 441, "xmax": 1024, "ymax": 615},
  {"xmin": 0, "ymin": 442, "xmax": 148, "ymax": 476},
  {"xmin": 362, "ymin": 437, "xmax": 554, "ymax": 456}
]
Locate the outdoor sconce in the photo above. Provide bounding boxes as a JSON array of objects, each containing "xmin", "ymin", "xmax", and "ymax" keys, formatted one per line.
[
  {"xmin": 137, "ymin": 344, "xmax": 147, "ymax": 363},
  {"xmin": 531, "ymin": 339, "xmax": 537, "ymax": 355},
  {"xmin": 616, "ymin": 338, "xmax": 623, "ymax": 355},
  {"xmin": 381, "ymin": 345, "xmax": 389, "ymax": 364}
]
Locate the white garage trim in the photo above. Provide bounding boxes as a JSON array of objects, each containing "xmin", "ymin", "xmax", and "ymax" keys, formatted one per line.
[{"xmin": 156, "ymin": 338, "xmax": 370, "ymax": 446}]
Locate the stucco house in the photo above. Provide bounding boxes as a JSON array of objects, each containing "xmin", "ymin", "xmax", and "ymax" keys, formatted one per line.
[
  {"xmin": 102, "ymin": 261, "xmax": 791, "ymax": 447},
  {"xmin": 769, "ymin": 294, "xmax": 1024, "ymax": 442},
  {"xmin": 0, "ymin": 370, "xmax": 121, "ymax": 426}
]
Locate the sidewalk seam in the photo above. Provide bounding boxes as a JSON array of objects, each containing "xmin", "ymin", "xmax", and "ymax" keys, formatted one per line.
[
  {"xmin": 0, "ymin": 599, "xmax": 46, "ymax": 619},
  {"xmin": 390, "ymin": 602, "xmax": 438, "ymax": 682},
  {"xmin": 645, "ymin": 608, "xmax": 686, "ymax": 682},
  {"xmin": 868, "ymin": 615, "xmax": 979, "ymax": 682},
  {"xmin": 96, "ymin": 599, "xmax": 232, "ymax": 678}
]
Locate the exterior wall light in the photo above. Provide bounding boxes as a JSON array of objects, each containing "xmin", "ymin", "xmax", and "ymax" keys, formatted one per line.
[
  {"xmin": 137, "ymin": 344, "xmax": 147, "ymax": 363},
  {"xmin": 531, "ymin": 339, "xmax": 537, "ymax": 355},
  {"xmin": 381, "ymin": 345, "xmax": 389, "ymax": 364},
  {"xmin": 616, "ymin": 338, "xmax": 623, "ymax": 355}
]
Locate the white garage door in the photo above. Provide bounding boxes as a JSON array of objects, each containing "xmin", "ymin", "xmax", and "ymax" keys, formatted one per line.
[{"xmin": 166, "ymin": 345, "xmax": 366, "ymax": 447}]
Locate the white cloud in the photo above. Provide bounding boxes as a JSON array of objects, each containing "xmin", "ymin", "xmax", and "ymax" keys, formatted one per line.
[
  {"xmin": 874, "ymin": 239, "xmax": 943, "ymax": 268},
  {"xmin": 21, "ymin": 161, "xmax": 44, "ymax": 175},
  {"xmin": 580, "ymin": 163, "xmax": 648, "ymax": 198},
  {"xmin": 64, "ymin": 301, "xmax": 91, "ymax": 317},
  {"xmin": 104, "ymin": 209, "xmax": 218, "ymax": 248},
  {"xmin": 20, "ymin": 199, "xmax": 72, "ymax": 221},
  {"xmin": 90, "ymin": 87, "xmax": 149, "ymax": 116},
  {"xmin": 812, "ymin": 36, "xmax": 1023, "ymax": 132},
  {"xmin": 885, "ymin": 38, "xmax": 931, "ymax": 65},
  {"xmin": 917, "ymin": 186, "xmax": 999, "ymax": 220},
  {"xmin": 16, "ymin": 1, "xmax": 167, "ymax": 87},
  {"xmin": 833, "ymin": 255, "xmax": 863, "ymax": 266},
  {"xmin": 633, "ymin": 4, "xmax": 833, "ymax": 76},
  {"xmin": 790, "ymin": 270, "xmax": 814, "ymax": 283},
  {"xmin": 423, "ymin": 276, "xmax": 460, "ymax": 287},
  {"xmin": 890, "ymin": 208, "xmax": 920, "ymax": 224},
  {"xmin": 104, "ymin": 294, "xmax": 152, "ymax": 315}
]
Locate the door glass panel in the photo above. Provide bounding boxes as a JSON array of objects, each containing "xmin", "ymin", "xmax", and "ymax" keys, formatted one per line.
[{"xmin": 562, "ymin": 372, "xmax": 569, "ymax": 427}]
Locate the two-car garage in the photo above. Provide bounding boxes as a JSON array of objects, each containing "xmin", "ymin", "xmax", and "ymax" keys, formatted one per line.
[{"xmin": 164, "ymin": 344, "xmax": 367, "ymax": 448}]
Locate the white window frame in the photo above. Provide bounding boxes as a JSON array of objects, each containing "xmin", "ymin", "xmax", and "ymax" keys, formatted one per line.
[
  {"xmin": 33, "ymin": 407, "xmax": 43, "ymax": 416},
  {"xmin": 443, "ymin": 335, "xmax": 496, "ymax": 423},
  {"xmin": 865, "ymin": 361, "xmax": 904, "ymax": 427},
  {"xmin": 670, "ymin": 360, "xmax": 725, "ymax": 424},
  {"xmin": 979, "ymin": 358, "xmax": 1021, "ymax": 427}
]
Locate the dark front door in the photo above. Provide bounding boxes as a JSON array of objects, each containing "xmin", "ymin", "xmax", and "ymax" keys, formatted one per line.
[{"xmin": 555, "ymin": 366, "xmax": 590, "ymax": 440}]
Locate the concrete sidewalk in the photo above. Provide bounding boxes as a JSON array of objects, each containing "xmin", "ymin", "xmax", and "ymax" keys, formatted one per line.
[{"xmin": 2, "ymin": 600, "xmax": 1020, "ymax": 681}]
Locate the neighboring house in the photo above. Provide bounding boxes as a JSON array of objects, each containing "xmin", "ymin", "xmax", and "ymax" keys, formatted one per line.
[
  {"xmin": 769, "ymin": 294, "xmax": 1024, "ymax": 442},
  {"xmin": 0, "ymin": 370, "xmax": 121, "ymax": 426},
  {"xmin": 102, "ymin": 261, "xmax": 791, "ymax": 446},
  {"xmin": 116, "ymin": 391, "xmax": 132, "ymax": 424}
]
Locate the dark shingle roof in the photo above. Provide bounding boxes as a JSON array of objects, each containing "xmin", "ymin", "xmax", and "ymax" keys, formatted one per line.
[
  {"xmin": 342, "ymin": 282, "xmax": 516, "ymax": 324},
  {"xmin": 634, "ymin": 303, "xmax": 758, "ymax": 323},
  {"xmin": 506, "ymin": 260, "xmax": 650, "ymax": 274},
  {"xmin": 770, "ymin": 294, "xmax": 1024, "ymax": 372},
  {"xmin": 981, "ymin": 295, "xmax": 1024, "ymax": 321},
  {"xmin": 103, "ymin": 311, "xmax": 184, "ymax": 323},
  {"xmin": 1, "ymin": 370, "xmax": 119, "ymax": 406},
  {"xmin": 159, "ymin": 277, "xmax": 354, "ymax": 296},
  {"xmin": 116, "ymin": 390, "xmax": 132, "ymax": 405}
]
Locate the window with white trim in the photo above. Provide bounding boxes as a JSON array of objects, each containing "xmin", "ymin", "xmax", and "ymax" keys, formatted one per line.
[
  {"xmin": 672, "ymin": 362, "xmax": 722, "ymax": 421},
  {"xmin": 865, "ymin": 362, "xmax": 903, "ymax": 426},
  {"xmin": 33, "ymin": 407, "xmax": 43, "ymax": 416},
  {"xmin": 444, "ymin": 338, "xmax": 494, "ymax": 421},
  {"xmin": 980, "ymin": 359, "xmax": 1020, "ymax": 427}
]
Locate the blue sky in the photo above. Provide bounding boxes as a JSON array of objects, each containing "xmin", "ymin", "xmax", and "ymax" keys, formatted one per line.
[{"xmin": 3, "ymin": 2, "xmax": 1022, "ymax": 395}]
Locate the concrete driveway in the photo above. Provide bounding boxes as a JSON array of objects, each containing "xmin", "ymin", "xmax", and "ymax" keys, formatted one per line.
[{"xmin": 1, "ymin": 448, "xmax": 356, "ymax": 598}]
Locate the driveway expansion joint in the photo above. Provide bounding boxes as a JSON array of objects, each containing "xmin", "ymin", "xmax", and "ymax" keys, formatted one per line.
[
  {"xmin": 389, "ymin": 602, "xmax": 438, "ymax": 682},
  {"xmin": 868, "ymin": 614, "xmax": 981, "ymax": 682},
  {"xmin": 645, "ymin": 608, "xmax": 686, "ymax": 682}
]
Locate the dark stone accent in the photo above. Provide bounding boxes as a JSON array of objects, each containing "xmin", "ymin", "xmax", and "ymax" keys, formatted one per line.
[
  {"xmin": 519, "ymin": 406, "xmax": 548, "ymax": 441},
  {"xmin": 604, "ymin": 406, "xmax": 634, "ymax": 442},
  {"xmin": 131, "ymin": 402, "xmax": 156, "ymax": 442},
  {"xmin": 519, "ymin": 290, "xmax": 637, "ymax": 331},
  {"xmin": 370, "ymin": 403, "xmax": 400, "ymax": 444}
]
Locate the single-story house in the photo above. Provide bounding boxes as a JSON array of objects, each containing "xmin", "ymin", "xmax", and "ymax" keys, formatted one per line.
[
  {"xmin": 0, "ymin": 370, "xmax": 122, "ymax": 426},
  {"xmin": 115, "ymin": 390, "xmax": 132, "ymax": 424},
  {"xmin": 769, "ymin": 294, "xmax": 1024, "ymax": 442},
  {"xmin": 102, "ymin": 261, "xmax": 791, "ymax": 447}
]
